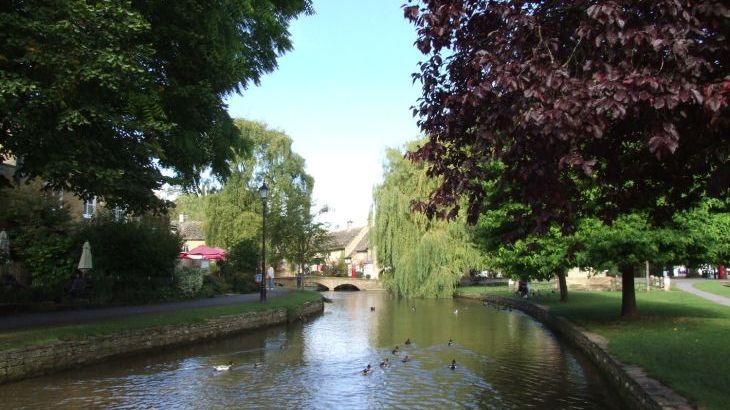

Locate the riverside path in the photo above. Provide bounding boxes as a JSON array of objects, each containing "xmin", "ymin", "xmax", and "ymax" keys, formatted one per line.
[{"xmin": 0, "ymin": 289, "xmax": 290, "ymax": 331}]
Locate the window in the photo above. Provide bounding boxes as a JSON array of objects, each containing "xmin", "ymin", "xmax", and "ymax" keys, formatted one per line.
[{"xmin": 82, "ymin": 197, "xmax": 96, "ymax": 219}]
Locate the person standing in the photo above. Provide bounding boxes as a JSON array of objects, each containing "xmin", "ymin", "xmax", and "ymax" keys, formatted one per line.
[{"xmin": 267, "ymin": 265, "xmax": 275, "ymax": 290}]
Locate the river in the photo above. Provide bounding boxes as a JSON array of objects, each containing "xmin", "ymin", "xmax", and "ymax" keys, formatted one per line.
[{"xmin": 0, "ymin": 291, "xmax": 621, "ymax": 409}]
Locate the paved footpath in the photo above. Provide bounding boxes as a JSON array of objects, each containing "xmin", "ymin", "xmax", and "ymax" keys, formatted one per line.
[
  {"xmin": 0, "ymin": 289, "xmax": 290, "ymax": 332},
  {"xmin": 674, "ymin": 279, "xmax": 730, "ymax": 307}
]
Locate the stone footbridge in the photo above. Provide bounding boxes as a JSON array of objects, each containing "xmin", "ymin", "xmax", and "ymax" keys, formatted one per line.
[{"xmin": 276, "ymin": 276, "xmax": 383, "ymax": 291}]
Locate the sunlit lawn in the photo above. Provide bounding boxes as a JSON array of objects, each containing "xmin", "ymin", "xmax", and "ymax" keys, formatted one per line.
[
  {"xmin": 692, "ymin": 280, "xmax": 730, "ymax": 298},
  {"xmin": 456, "ymin": 284, "xmax": 730, "ymax": 410},
  {"xmin": 0, "ymin": 291, "xmax": 321, "ymax": 351}
]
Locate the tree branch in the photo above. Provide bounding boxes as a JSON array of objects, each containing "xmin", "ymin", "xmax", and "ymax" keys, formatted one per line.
[{"xmin": 538, "ymin": 24, "xmax": 555, "ymax": 64}]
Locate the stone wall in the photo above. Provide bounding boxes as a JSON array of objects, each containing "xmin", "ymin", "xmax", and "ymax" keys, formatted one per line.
[
  {"xmin": 478, "ymin": 295, "xmax": 694, "ymax": 410},
  {"xmin": 0, "ymin": 299, "xmax": 323, "ymax": 385},
  {"xmin": 566, "ymin": 276, "xmax": 619, "ymax": 291}
]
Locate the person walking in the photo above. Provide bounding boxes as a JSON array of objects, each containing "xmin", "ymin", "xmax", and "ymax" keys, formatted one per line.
[{"xmin": 267, "ymin": 265, "xmax": 275, "ymax": 291}]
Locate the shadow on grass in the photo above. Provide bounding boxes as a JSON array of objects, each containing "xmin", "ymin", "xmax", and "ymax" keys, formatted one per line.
[{"xmin": 542, "ymin": 290, "xmax": 729, "ymax": 326}]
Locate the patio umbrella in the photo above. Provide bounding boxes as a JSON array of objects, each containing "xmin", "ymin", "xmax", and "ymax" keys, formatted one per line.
[
  {"xmin": 78, "ymin": 241, "xmax": 93, "ymax": 276},
  {"xmin": 0, "ymin": 230, "xmax": 9, "ymax": 257},
  {"xmin": 187, "ymin": 245, "xmax": 227, "ymax": 261}
]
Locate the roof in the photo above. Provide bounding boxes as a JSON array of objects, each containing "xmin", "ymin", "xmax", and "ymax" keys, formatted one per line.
[
  {"xmin": 329, "ymin": 227, "xmax": 364, "ymax": 250},
  {"xmin": 177, "ymin": 220, "xmax": 204, "ymax": 240},
  {"xmin": 353, "ymin": 232, "xmax": 369, "ymax": 253}
]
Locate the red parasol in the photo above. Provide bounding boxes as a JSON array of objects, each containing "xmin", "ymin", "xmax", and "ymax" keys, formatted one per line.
[{"xmin": 186, "ymin": 245, "xmax": 227, "ymax": 261}]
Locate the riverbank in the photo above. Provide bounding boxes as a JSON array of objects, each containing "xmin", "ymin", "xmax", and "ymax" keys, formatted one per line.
[
  {"xmin": 457, "ymin": 285, "xmax": 728, "ymax": 410},
  {"xmin": 0, "ymin": 291, "xmax": 323, "ymax": 384}
]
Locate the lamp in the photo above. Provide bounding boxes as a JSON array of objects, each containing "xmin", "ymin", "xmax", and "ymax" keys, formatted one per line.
[
  {"xmin": 258, "ymin": 182, "xmax": 269, "ymax": 200},
  {"xmin": 259, "ymin": 182, "xmax": 268, "ymax": 302}
]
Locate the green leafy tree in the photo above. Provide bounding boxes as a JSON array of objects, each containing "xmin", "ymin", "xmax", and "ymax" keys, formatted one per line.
[
  {"xmin": 576, "ymin": 215, "xmax": 660, "ymax": 317},
  {"xmin": 286, "ymin": 204, "xmax": 333, "ymax": 287},
  {"xmin": 205, "ymin": 119, "xmax": 316, "ymax": 271},
  {"xmin": 670, "ymin": 200, "xmax": 730, "ymax": 275},
  {"xmin": 373, "ymin": 143, "xmax": 483, "ymax": 298},
  {"xmin": 1, "ymin": 0, "xmax": 312, "ymax": 212},
  {"xmin": 490, "ymin": 227, "xmax": 574, "ymax": 302},
  {"xmin": 470, "ymin": 159, "xmax": 576, "ymax": 301}
]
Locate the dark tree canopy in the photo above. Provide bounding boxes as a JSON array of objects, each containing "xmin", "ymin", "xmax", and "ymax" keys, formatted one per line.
[
  {"xmin": 0, "ymin": 0, "xmax": 312, "ymax": 213},
  {"xmin": 405, "ymin": 0, "xmax": 729, "ymax": 231}
]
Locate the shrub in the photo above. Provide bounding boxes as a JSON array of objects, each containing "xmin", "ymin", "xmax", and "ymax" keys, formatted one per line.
[
  {"xmin": 175, "ymin": 267, "xmax": 204, "ymax": 297},
  {"xmin": 221, "ymin": 238, "xmax": 259, "ymax": 293},
  {"xmin": 0, "ymin": 184, "xmax": 77, "ymax": 300},
  {"xmin": 200, "ymin": 274, "xmax": 230, "ymax": 297},
  {"xmin": 74, "ymin": 215, "xmax": 182, "ymax": 303},
  {"xmin": 322, "ymin": 259, "xmax": 348, "ymax": 277}
]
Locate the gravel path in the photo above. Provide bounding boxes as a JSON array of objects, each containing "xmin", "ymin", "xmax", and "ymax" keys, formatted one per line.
[
  {"xmin": 0, "ymin": 289, "xmax": 291, "ymax": 332},
  {"xmin": 674, "ymin": 279, "xmax": 730, "ymax": 307}
]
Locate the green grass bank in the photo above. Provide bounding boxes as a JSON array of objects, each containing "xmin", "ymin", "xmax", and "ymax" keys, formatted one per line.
[
  {"xmin": 692, "ymin": 280, "xmax": 730, "ymax": 298},
  {"xmin": 457, "ymin": 285, "xmax": 730, "ymax": 410},
  {"xmin": 0, "ymin": 290, "xmax": 322, "ymax": 351}
]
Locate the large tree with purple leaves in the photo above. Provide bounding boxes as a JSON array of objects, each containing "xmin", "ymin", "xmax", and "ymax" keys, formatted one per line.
[{"xmin": 404, "ymin": 1, "xmax": 729, "ymax": 232}]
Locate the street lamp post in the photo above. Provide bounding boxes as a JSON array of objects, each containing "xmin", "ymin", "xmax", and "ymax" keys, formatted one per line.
[{"xmin": 259, "ymin": 182, "xmax": 269, "ymax": 302}]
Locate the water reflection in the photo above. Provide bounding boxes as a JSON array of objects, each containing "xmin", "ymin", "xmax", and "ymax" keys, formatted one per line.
[{"xmin": 0, "ymin": 291, "xmax": 620, "ymax": 409}]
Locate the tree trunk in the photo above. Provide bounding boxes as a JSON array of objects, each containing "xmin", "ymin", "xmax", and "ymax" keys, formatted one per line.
[
  {"xmin": 557, "ymin": 271, "xmax": 568, "ymax": 302},
  {"xmin": 619, "ymin": 264, "xmax": 637, "ymax": 317},
  {"xmin": 687, "ymin": 265, "xmax": 700, "ymax": 278}
]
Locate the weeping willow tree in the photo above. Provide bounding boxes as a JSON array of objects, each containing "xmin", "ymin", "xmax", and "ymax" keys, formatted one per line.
[{"xmin": 373, "ymin": 143, "xmax": 483, "ymax": 298}]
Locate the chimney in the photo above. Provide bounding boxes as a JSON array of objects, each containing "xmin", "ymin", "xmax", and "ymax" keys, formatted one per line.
[{"xmin": 347, "ymin": 220, "xmax": 353, "ymax": 230}]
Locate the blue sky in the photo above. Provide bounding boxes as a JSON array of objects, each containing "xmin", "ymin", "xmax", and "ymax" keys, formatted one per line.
[{"xmin": 226, "ymin": 0, "xmax": 423, "ymax": 229}]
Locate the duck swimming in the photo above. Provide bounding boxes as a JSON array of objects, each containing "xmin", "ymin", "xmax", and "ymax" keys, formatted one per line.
[
  {"xmin": 404, "ymin": 338, "xmax": 411, "ymax": 345},
  {"xmin": 448, "ymin": 338, "xmax": 454, "ymax": 346},
  {"xmin": 362, "ymin": 364, "xmax": 373, "ymax": 375},
  {"xmin": 392, "ymin": 345, "xmax": 400, "ymax": 355},
  {"xmin": 401, "ymin": 355, "xmax": 411, "ymax": 363},
  {"xmin": 379, "ymin": 358, "xmax": 390, "ymax": 368},
  {"xmin": 253, "ymin": 362, "xmax": 263, "ymax": 369},
  {"xmin": 370, "ymin": 306, "xmax": 375, "ymax": 311},
  {"xmin": 449, "ymin": 359, "xmax": 457, "ymax": 370},
  {"xmin": 214, "ymin": 362, "xmax": 233, "ymax": 371}
]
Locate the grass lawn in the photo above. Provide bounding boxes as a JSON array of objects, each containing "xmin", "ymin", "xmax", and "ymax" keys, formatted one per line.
[
  {"xmin": 692, "ymin": 280, "xmax": 730, "ymax": 298},
  {"xmin": 0, "ymin": 290, "xmax": 321, "ymax": 351},
  {"xmin": 456, "ymin": 284, "xmax": 730, "ymax": 410}
]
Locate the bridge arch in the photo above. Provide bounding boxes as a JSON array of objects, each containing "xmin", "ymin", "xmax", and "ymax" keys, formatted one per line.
[
  {"xmin": 312, "ymin": 283, "xmax": 330, "ymax": 291},
  {"xmin": 275, "ymin": 276, "xmax": 383, "ymax": 291},
  {"xmin": 333, "ymin": 284, "xmax": 360, "ymax": 291}
]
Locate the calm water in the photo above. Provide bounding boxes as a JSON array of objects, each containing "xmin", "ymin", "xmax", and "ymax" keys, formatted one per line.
[{"xmin": 1, "ymin": 292, "xmax": 621, "ymax": 409}]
